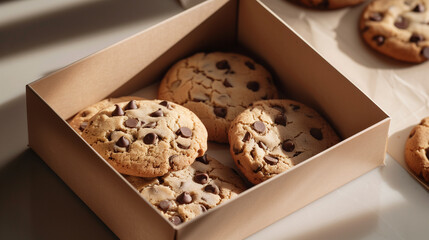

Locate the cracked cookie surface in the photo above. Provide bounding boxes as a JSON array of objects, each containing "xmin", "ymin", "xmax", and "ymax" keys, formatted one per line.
[
  {"xmin": 68, "ymin": 96, "xmax": 145, "ymax": 134},
  {"xmin": 228, "ymin": 99, "xmax": 341, "ymax": 184},
  {"xmin": 124, "ymin": 154, "xmax": 246, "ymax": 225},
  {"xmin": 405, "ymin": 117, "xmax": 429, "ymax": 182},
  {"xmin": 291, "ymin": 0, "xmax": 365, "ymax": 9},
  {"xmin": 158, "ymin": 52, "xmax": 278, "ymax": 143},
  {"xmin": 360, "ymin": 0, "xmax": 429, "ymax": 63},
  {"xmin": 81, "ymin": 99, "xmax": 208, "ymax": 177}
]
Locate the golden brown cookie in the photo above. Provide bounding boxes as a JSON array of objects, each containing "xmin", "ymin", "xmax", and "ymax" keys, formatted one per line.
[
  {"xmin": 124, "ymin": 154, "xmax": 247, "ymax": 225},
  {"xmin": 405, "ymin": 117, "xmax": 429, "ymax": 182},
  {"xmin": 158, "ymin": 52, "xmax": 278, "ymax": 143},
  {"xmin": 291, "ymin": 0, "xmax": 365, "ymax": 9},
  {"xmin": 68, "ymin": 96, "xmax": 145, "ymax": 134},
  {"xmin": 81, "ymin": 99, "xmax": 208, "ymax": 178},
  {"xmin": 228, "ymin": 99, "xmax": 340, "ymax": 184},
  {"xmin": 360, "ymin": 0, "xmax": 429, "ymax": 63}
]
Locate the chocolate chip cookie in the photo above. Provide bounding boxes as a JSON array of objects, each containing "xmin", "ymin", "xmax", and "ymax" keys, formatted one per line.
[
  {"xmin": 405, "ymin": 117, "xmax": 429, "ymax": 182},
  {"xmin": 68, "ymin": 96, "xmax": 145, "ymax": 134},
  {"xmin": 291, "ymin": 0, "xmax": 365, "ymax": 9},
  {"xmin": 124, "ymin": 154, "xmax": 246, "ymax": 225},
  {"xmin": 158, "ymin": 52, "xmax": 278, "ymax": 143},
  {"xmin": 228, "ymin": 99, "xmax": 341, "ymax": 184},
  {"xmin": 360, "ymin": 0, "xmax": 429, "ymax": 63},
  {"xmin": 81, "ymin": 99, "xmax": 208, "ymax": 177}
]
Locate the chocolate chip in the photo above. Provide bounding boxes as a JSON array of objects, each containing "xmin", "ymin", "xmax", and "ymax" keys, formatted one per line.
[
  {"xmin": 245, "ymin": 61, "xmax": 255, "ymax": 70},
  {"xmin": 150, "ymin": 109, "xmax": 163, "ymax": 117},
  {"xmin": 204, "ymin": 184, "xmax": 219, "ymax": 194},
  {"xmin": 258, "ymin": 141, "xmax": 267, "ymax": 150},
  {"xmin": 264, "ymin": 155, "xmax": 278, "ymax": 165},
  {"xmin": 193, "ymin": 97, "xmax": 207, "ymax": 102},
  {"xmin": 79, "ymin": 122, "xmax": 88, "ymax": 131},
  {"xmin": 421, "ymin": 47, "xmax": 429, "ymax": 59},
  {"xmin": 157, "ymin": 176, "xmax": 164, "ymax": 184},
  {"xmin": 223, "ymin": 79, "xmax": 233, "ymax": 87},
  {"xmin": 143, "ymin": 133, "xmax": 158, "ymax": 144},
  {"xmin": 216, "ymin": 60, "xmax": 230, "ymax": 70},
  {"xmin": 159, "ymin": 200, "xmax": 171, "ymax": 211},
  {"xmin": 112, "ymin": 105, "xmax": 124, "ymax": 116},
  {"xmin": 413, "ymin": 3, "xmax": 425, "ymax": 12},
  {"xmin": 293, "ymin": 151, "xmax": 302, "ymax": 157},
  {"xmin": 394, "ymin": 16, "xmax": 409, "ymax": 29},
  {"xmin": 201, "ymin": 205, "xmax": 207, "ymax": 212},
  {"xmin": 124, "ymin": 100, "xmax": 137, "ymax": 110},
  {"xmin": 177, "ymin": 143, "xmax": 190, "ymax": 149},
  {"xmin": 233, "ymin": 147, "xmax": 243, "ymax": 155},
  {"xmin": 176, "ymin": 127, "xmax": 192, "ymax": 138},
  {"xmin": 196, "ymin": 154, "xmax": 209, "ymax": 164},
  {"xmin": 177, "ymin": 192, "xmax": 193, "ymax": 204},
  {"xmin": 116, "ymin": 136, "xmax": 129, "ymax": 148},
  {"xmin": 372, "ymin": 35, "xmax": 385, "ymax": 46},
  {"xmin": 275, "ymin": 114, "xmax": 287, "ymax": 126},
  {"xmin": 242, "ymin": 132, "xmax": 251, "ymax": 142},
  {"xmin": 410, "ymin": 34, "xmax": 425, "ymax": 43},
  {"xmin": 169, "ymin": 155, "xmax": 179, "ymax": 167},
  {"xmin": 214, "ymin": 107, "xmax": 227, "ymax": 118},
  {"xmin": 316, "ymin": 0, "xmax": 329, "ymax": 8},
  {"xmin": 271, "ymin": 105, "xmax": 285, "ymax": 112},
  {"xmin": 310, "ymin": 128, "xmax": 323, "ymax": 140},
  {"xmin": 143, "ymin": 122, "xmax": 156, "ymax": 128},
  {"xmin": 160, "ymin": 100, "xmax": 172, "ymax": 110},
  {"xmin": 252, "ymin": 121, "xmax": 266, "ymax": 134},
  {"xmin": 193, "ymin": 173, "xmax": 209, "ymax": 184},
  {"xmin": 125, "ymin": 118, "xmax": 139, "ymax": 128},
  {"xmin": 369, "ymin": 12, "xmax": 383, "ymax": 21},
  {"xmin": 426, "ymin": 148, "xmax": 429, "ymax": 159},
  {"xmin": 290, "ymin": 104, "xmax": 300, "ymax": 111},
  {"xmin": 169, "ymin": 216, "xmax": 182, "ymax": 225},
  {"xmin": 253, "ymin": 164, "xmax": 263, "ymax": 173},
  {"xmin": 246, "ymin": 81, "xmax": 260, "ymax": 92},
  {"xmin": 80, "ymin": 111, "xmax": 88, "ymax": 117},
  {"xmin": 250, "ymin": 149, "xmax": 256, "ymax": 158},
  {"xmin": 282, "ymin": 140, "xmax": 295, "ymax": 152}
]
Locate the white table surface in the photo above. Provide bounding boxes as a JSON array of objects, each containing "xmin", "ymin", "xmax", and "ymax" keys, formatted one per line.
[{"xmin": 0, "ymin": 0, "xmax": 427, "ymax": 239}]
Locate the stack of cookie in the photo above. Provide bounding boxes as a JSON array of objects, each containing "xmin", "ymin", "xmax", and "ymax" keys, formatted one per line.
[{"xmin": 68, "ymin": 52, "xmax": 341, "ymax": 225}]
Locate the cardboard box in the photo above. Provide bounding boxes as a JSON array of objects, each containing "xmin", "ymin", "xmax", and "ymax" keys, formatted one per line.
[{"xmin": 26, "ymin": 0, "xmax": 390, "ymax": 239}]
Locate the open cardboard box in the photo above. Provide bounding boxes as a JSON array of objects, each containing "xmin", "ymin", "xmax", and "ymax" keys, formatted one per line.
[{"xmin": 26, "ymin": 0, "xmax": 390, "ymax": 239}]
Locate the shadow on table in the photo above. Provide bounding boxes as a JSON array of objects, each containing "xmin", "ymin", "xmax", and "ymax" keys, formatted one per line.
[
  {"xmin": 334, "ymin": 3, "xmax": 413, "ymax": 70},
  {"xmin": 0, "ymin": 149, "xmax": 117, "ymax": 240},
  {"xmin": 0, "ymin": 94, "xmax": 116, "ymax": 239},
  {"xmin": 0, "ymin": 94, "xmax": 28, "ymax": 166},
  {"xmin": 0, "ymin": 0, "xmax": 182, "ymax": 59}
]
